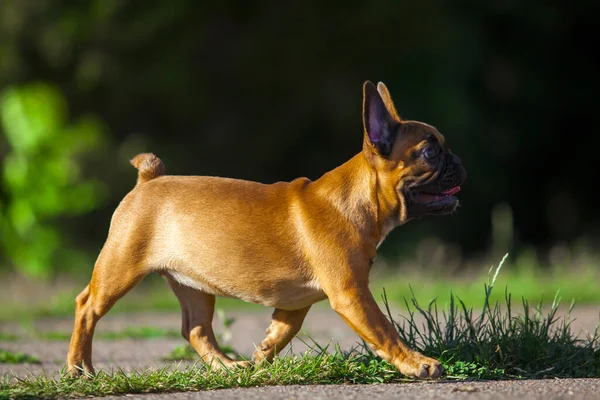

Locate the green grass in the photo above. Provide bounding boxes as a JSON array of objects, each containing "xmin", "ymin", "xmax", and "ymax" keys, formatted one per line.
[
  {"xmin": 163, "ymin": 344, "xmax": 199, "ymax": 361},
  {"xmin": 0, "ymin": 349, "xmax": 40, "ymax": 364},
  {"xmin": 0, "ymin": 327, "xmax": 180, "ymax": 342},
  {"xmin": 96, "ymin": 326, "xmax": 180, "ymax": 341},
  {"xmin": 2, "ymin": 254, "xmax": 600, "ymax": 399},
  {"xmin": 0, "ymin": 333, "xmax": 18, "ymax": 341},
  {"xmin": 391, "ymin": 255, "xmax": 600, "ymax": 378},
  {"xmin": 60, "ymin": 327, "xmax": 175, "ymax": 342}
]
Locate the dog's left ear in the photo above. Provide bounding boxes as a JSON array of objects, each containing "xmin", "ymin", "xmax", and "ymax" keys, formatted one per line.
[{"xmin": 363, "ymin": 81, "xmax": 400, "ymax": 156}]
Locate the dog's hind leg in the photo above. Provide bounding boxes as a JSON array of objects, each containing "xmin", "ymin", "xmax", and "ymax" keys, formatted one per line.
[
  {"xmin": 67, "ymin": 250, "xmax": 147, "ymax": 376},
  {"xmin": 253, "ymin": 306, "xmax": 311, "ymax": 363},
  {"xmin": 164, "ymin": 275, "xmax": 250, "ymax": 370}
]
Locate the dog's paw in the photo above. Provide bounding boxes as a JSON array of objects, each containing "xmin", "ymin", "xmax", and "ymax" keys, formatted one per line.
[
  {"xmin": 207, "ymin": 359, "xmax": 252, "ymax": 372},
  {"xmin": 397, "ymin": 353, "xmax": 443, "ymax": 379},
  {"xmin": 66, "ymin": 361, "xmax": 95, "ymax": 378},
  {"xmin": 231, "ymin": 360, "xmax": 252, "ymax": 369}
]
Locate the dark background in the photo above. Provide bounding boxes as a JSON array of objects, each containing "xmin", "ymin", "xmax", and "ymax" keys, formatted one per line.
[{"xmin": 0, "ymin": 0, "xmax": 598, "ymax": 275}]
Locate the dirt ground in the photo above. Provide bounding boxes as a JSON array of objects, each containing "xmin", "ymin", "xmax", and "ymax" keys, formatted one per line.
[{"xmin": 1, "ymin": 306, "xmax": 599, "ymax": 398}]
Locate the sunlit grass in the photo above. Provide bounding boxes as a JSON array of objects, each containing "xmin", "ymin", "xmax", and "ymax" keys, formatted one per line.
[{"xmin": 382, "ymin": 254, "xmax": 600, "ymax": 379}]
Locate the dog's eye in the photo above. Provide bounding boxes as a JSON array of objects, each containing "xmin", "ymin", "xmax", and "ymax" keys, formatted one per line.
[{"xmin": 423, "ymin": 146, "xmax": 438, "ymax": 160}]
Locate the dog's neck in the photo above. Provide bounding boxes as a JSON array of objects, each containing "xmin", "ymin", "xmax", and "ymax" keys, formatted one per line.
[{"xmin": 309, "ymin": 152, "xmax": 396, "ymax": 249}]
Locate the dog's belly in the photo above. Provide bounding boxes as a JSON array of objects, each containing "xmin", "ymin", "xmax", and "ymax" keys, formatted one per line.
[
  {"xmin": 263, "ymin": 279, "xmax": 328, "ymax": 310},
  {"xmin": 161, "ymin": 266, "xmax": 326, "ymax": 310}
]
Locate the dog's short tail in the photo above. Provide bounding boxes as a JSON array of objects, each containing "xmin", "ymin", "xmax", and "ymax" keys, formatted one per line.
[{"xmin": 130, "ymin": 153, "xmax": 166, "ymax": 185}]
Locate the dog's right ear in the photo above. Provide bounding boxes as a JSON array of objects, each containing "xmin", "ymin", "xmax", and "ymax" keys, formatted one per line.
[
  {"xmin": 362, "ymin": 81, "xmax": 399, "ymax": 157},
  {"xmin": 376, "ymin": 82, "xmax": 401, "ymax": 121}
]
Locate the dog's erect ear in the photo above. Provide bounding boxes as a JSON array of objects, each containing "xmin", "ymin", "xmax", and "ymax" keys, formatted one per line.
[
  {"xmin": 362, "ymin": 81, "xmax": 399, "ymax": 156},
  {"xmin": 376, "ymin": 82, "xmax": 401, "ymax": 121}
]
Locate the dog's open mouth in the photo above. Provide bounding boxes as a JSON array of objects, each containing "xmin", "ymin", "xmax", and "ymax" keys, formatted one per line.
[{"xmin": 413, "ymin": 186, "xmax": 461, "ymax": 204}]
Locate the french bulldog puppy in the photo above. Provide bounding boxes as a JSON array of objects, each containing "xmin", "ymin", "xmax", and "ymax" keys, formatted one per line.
[{"xmin": 67, "ymin": 81, "xmax": 466, "ymax": 379}]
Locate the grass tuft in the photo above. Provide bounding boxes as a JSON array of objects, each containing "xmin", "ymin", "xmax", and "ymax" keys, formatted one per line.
[
  {"xmin": 379, "ymin": 253, "xmax": 600, "ymax": 378},
  {"xmin": 0, "ymin": 349, "xmax": 40, "ymax": 364}
]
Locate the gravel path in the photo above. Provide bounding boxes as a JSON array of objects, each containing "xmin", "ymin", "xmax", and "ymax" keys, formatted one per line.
[{"xmin": 101, "ymin": 379, "xmax": 600, "ymax": 400}]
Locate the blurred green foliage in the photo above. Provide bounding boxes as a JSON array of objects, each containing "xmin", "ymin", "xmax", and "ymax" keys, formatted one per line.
[
  {"xmin": 0, "ymin": 83, "xmax": 107, "ymax": 278},
  {"xmin": 0, "ymin": 1, "xmax": 597, "ymax": 277}
]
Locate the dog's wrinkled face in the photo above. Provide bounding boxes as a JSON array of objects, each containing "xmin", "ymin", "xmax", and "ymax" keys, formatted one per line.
[{"xmin": 362, "ymin": 81, "xmax": 467, "ymax": 222}]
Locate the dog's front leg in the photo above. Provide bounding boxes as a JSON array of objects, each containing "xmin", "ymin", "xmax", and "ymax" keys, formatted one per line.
[{"xmin": 326, "ymin": 283, "xmax": 443, "ymax": 379}]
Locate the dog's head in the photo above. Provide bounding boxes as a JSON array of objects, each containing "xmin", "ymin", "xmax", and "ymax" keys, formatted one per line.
[{"xmin": 361, "ymin": 81, "xmax": 466, "ymax": 223}]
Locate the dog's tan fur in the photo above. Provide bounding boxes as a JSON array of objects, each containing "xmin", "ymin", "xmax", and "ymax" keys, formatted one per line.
[{"xmin": 67, "ymin": 81, "xmax": 465, "ymax": 379}]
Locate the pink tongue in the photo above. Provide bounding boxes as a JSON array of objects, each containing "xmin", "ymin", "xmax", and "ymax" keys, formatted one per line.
[{"xmin": 442, "ymin": 186, "xmax": 461, "ymax": 196}]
